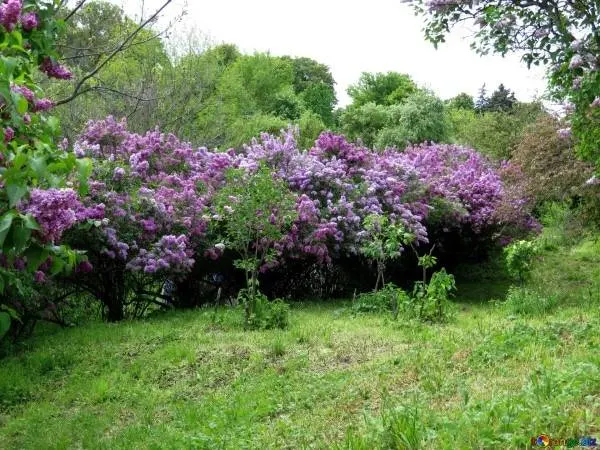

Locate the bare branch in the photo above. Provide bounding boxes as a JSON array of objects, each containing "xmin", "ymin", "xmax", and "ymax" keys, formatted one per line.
[
  {"xmin": 56, "ymin": 0, "xmax": 174, "ymax": 106},
  {"xmin": 63, "ymin": 0, "xmax": 88, "ymax": 22}
]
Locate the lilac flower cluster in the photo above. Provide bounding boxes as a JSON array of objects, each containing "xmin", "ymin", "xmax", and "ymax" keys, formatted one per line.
[
  {"xmin": 127, "ymin": 235, "xmax": 194, "ymax": 273},
  {"xmin": 20, "ymin": 11, "xmax": 37, "ymax": 31},
  {"xmin": 21, "ymin": 188, "xmax": 104, "ymax": 243},
  {"xmin": 11, "ymin": 83, "xmax": 55, "ymax": 112},
  {"xmin": 39, "ymin": 57, "xmax": 73, "ymax": 80},
  {"xmin": 0, "ymin": 0, "xmax": 21, "ymax": 31},
  {"xmin": 74, "ymin": 117, "xmax": 236, "ymax": 275},
  {"xmin": 73, "ymin": 118, "xmax": 536, "ymax": 278},
  {"xmin": 401, "ymin": 143, "xmax": 504, "ymax": 230}
]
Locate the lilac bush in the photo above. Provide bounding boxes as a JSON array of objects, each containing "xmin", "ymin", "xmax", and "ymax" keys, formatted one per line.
[{"xmin": 64, "ymin": 117, "xmax": 536, "ymax": 318}]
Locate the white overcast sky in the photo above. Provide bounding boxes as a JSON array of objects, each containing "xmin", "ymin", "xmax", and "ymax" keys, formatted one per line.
[{"xmin": 110, "ymin": 0, "xmax": 549, "ymax": 107}]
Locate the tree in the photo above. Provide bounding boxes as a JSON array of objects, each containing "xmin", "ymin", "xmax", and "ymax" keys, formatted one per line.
[
  {"xmin": 339, "ymin": 102, "xmax": 389, "ymax": 147},
  {"xmin": 154, "ymin": 43, "xmax": 240, "ymax": 144},
  {"xmin": 212, "ymin": 166, "xmax": 297, "ymax": 325},
  {"xmin": 485, "ymin": 84, "xmax": 517, "ymax": 112},
  {"xmin": 375, "ymin": 90, "xmax": 449, "ymax": 148},
  {"xmin": 45, "ymin": 1, "xmax": 177, "ymax": 139},
  {"xmin": 283, "ymin": 56, "xmax": 336, "ymax": 94},
  {"xmin": 511, "ymin": 115, "xmax": 594, "ymax": 205},
  {"xmin": 475, "ymin": 84, "xmax": 488, "ymax": 112},
  {"xmin": 299, "ymin": 82, "xmax": 336, "ymax": 126},
  {"xmin": 196, "ymin": 53, "xmax": 300, "ymax": 149},
  {"xmin": 449, "ymin": 101, "xmax": 546, "ymax": 160},
  {"xmin": 448, "ymin": 93, "xmax": 474, "ymax": 110},
  {"xmin": 360, "ymin": 214, "xmax": 414, "ymax": 291},
  {"xmin": 347, "ymin": 72, "xmax": 418, "ymax": 107},
  {"xmin": 408, "ymin": 0, "xmax": 600, "ymax": 169}
]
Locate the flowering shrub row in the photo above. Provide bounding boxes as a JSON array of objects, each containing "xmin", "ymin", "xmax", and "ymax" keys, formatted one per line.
[{"xmin": 21, "ymin": 117, "xmax": 536, "ymax": 319}]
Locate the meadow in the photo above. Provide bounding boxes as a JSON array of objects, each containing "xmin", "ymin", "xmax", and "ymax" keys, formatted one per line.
[{"xmin": 1, "ymin": 236, "xmax": 599, "ymax": 449}]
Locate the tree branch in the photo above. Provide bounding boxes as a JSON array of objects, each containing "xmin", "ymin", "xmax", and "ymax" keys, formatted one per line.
[
  {"xmin": 55, "ymin": 0, "xmax": 173, "ymax": 106},
  {"xmin": 63, "ymin": 0, "xmax": 88, "ymax": 22}
]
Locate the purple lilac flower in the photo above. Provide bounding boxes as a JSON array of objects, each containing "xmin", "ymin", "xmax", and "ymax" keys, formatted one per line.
[
  {"xmin": 4, "ymin": 127, "xmax": 14, "ymax": 143},
  {"xmin": 0, "ymin": 0, "xmax": 22, "ymax": 31},
  {"xmin": 33, "ymin": 98, "xmax": 54, "ymax": 112},
  {"xmin": 40, "ymin": 57, "xmax": 73, "ymax": 80},
  {"xmin": 20, "ymin": 11, "xmax": 37, "ymax": 30}
]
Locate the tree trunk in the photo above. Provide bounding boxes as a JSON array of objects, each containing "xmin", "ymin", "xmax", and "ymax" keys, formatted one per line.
[{"xmin": 103, "ymin": 270, "xmax": 125, "ymax": 322}]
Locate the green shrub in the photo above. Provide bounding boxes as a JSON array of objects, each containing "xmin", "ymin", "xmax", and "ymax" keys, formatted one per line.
[
  {"xmin": 240, "ymin": 289, "xmax": 290, "ymax": 330},
  {"xmin": 504, "ymin": 240, "xmax": 538, "ymax": 282},
  {"xmin": 537, "ymin": 201, "xmax": 586, "ymax": 249},
  {"xmin": 410, "ymin": 268, "xmax": 456, "ymax": 323},
  {"xmin": 503, "ymin": 286, "xmax": 557, "ymax": 316},
  {"xmin": 352, "ymin": 283, "xmax": 409, "ymax": 318}
]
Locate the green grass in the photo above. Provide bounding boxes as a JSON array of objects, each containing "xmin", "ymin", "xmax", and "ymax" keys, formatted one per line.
[{"xmin": 1, "ymin": 239, "xmax": 599, "ymax": 449}]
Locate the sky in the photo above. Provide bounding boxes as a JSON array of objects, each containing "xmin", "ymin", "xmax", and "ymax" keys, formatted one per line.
[{"xmin": 112, "ymin": 0, "xmax": 549, "ymax": 107}]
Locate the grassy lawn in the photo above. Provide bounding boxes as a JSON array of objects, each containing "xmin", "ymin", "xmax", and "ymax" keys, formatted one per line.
[{"xmin": 1, "ymin": 240, "xmax": 599, "ymax": 449}]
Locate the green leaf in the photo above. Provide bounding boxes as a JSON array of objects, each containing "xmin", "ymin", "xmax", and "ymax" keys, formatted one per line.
[
  {"xmin": 15, "ymin": 94, "xmax": 28, "ymax": 114},
  {"xmin": 76, "ymin": 158, "xmax": 93, "ymax": 195},
  {"xmin": 46, "ymin": 116, "xmax": 61, "ymax": 136},
  {"xmin": 0, "ymin": 211, "xmax": 16, "ymax": 248},
  {"xmin": 24, "ymin": 245, "xmax": 48, "ymax": 271},
  {"xmin": 6, "ymin": 183, "xmax": 28, "ymax": 207},
  {"xmin": 0, "ymin": 311, "xmax": 10, "ymax": 340},
  {"xmin": 11, "ymin": 221, "xmax": 31, "ymax": 253},
  {"xmin": 29, "ymin": 156, "xmax": 47, "ymax": 179},
  {"xmin": 50, "ymin": 256, "xmax": 65, "ymax": 276},
  {"xmin": 21, "ymin": 214, "xmax": 40, "ymax": 231}
]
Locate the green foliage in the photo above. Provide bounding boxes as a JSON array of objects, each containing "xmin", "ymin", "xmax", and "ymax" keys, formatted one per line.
[
  {"xmin": 447, "ymin": 92, "xmax": 474, "ymax": 110},
  {"xmin": 476, "ymin": 83, "xmax": 516, "ymax": 113},
  {"xmin": 300, "ymin": 82, "xmax": 336, "ymax": 126},
  {"xmin": 503, "ymin": 286, "xmax": 557, "ymax": 316},
  {"xmin": 352, "ymin": 283, "xmax": 409, "ymax": 318},
  {"xmin": 504, "ymin": 240, "xmax": 538, "ymax": 282},
  {"xmin": 360, "ymin": 214, "xmax": 414, "ymax": 291},
  {"xmin": 411, "ymin": 268, "xmax": 455, "ymax": 323},
  {"xmin": 237, "ymin": 288, "xmax": 290, "ymax": 330},
  {"xmin": 298, "ymin": 110, "xmax": 326, "ymax": 150},
  {"xmin": 0, "ymin": 311, "xmax": 11, "ymax": 341},
  {"xmin": 375, "ymin": 90, "xmax": 448, "ymax": 148},
  {"xmin": 0, "ymin": 0, "xmax": 92, "ymax": 335},
  {"xmin": 536, "ymin": 202, "xmax": 585, "ymax": 250},
  {"xmin": 347, "ymin": 72, "xmax": 417, "ymax": 107},
  {"xmin": 411, "ymin": 0, "xmax": 600, "ymax": 171},
  {"xmin": 569, "ymin": 70, "xmax": 600, "ymax": 169},
  {"xmin": 47, "ymin": 1, "xmax": 172, "ymax": 138},
  {"xmin": 339, "ymin": 102, "xmax": 388, "ymax": 148},
  {"xmin": 340, "ymin": 90, "xmax": 448, "ymax": 149},
  {"xmin": 511, "ymin": 115, "xmax": 594, "ymax": 205},
  {"xmin": 213, "ymin": 166, "xmax": 297, "ymax": 325},
  {"xmin": 448, "ymin": 102, "xmax": 544, "ymax": 160},
  {"xmin": 192, "ymin": 52, "xmax": 335, "ymax": 149},
  {"xmin": 227, "ymin": 114, "xmax": 288, "ymax": 149}
]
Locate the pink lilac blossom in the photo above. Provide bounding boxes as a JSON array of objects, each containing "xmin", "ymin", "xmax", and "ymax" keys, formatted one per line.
[
  {"xmin": 558, "ymin": 128, "xmax": 572, "ymax": 139},
  {"xmin": 33, "ymin": 98, "xmax": 54, "ymax": 112},
  {"xmin": 11, "ymin": 84, "xmax": 34, "ymax": 102},
  {"xmin": 0, "ymin": 0, "xmax": 21, "ymax": 31},
  {"xmin": 34, "ymin": 270, "xmax": 46, "ymax": 283},
  {"xmin": 569, "ymin": 54, "xmax": 585, "ymax": 70},
  {"xmin": 20, "ymin": 188, "xmax": 104, "ymax": 243},
  {"xmin": 19, "ymin": 11, "xmax": 37, "ymax": 30},
  {"xmin": 39, "ymin": 57, "xmax": 73, "ymax": 80},
  {"xmin": 4, "ymin": 127, "xmax": 14, "ymax": 143}
]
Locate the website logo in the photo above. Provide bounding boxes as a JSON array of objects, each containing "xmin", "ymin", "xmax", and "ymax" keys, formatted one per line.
[{"xmin": 530, "ymin": 435, "xmax": 597, "ymax": 448}]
